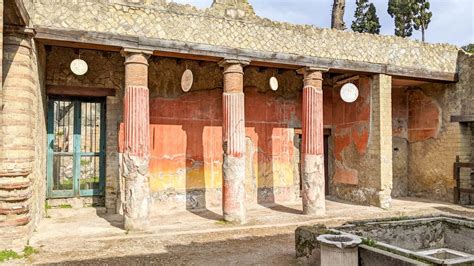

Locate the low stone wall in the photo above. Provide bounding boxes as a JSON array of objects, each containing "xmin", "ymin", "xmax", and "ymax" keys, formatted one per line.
[{"xmin": 296, "ymin": 216, "xmax": 474, "ymax": 265}]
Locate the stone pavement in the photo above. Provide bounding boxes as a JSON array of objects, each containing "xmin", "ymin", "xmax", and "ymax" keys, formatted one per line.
[{"xmin": 20, "ymin": 197, "xmax": 474, "ymax": 264}]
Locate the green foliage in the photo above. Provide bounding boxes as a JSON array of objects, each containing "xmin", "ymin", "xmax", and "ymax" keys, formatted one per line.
[
  {"xmin": 23, "ymin": 246, "xmax": 39, "ymax": 257},
  {"xmin": 0, "ymin": 250, "xmax": 21, "ymax": 262},
  {"xmin": 0, "ymin": 246, "xmax": 38, "ymax": 262},
  {"xmin": 58, "ymin": 204, "xmax": 72, "ymax": 209},
  {"xmin": 412, "ymin": 0, "xmax": 432, "ymax": 41},
  {"xmin": 462, "ymin": 44, "xmax": 474, "ymax": 53},
  {"xmin": 351, "ymin": 0, "xmax": 381, "ymax": 34},
  {"xmin": 361, "ymin": 238, "xmax": 377, "ymax": 246},
  {"xmin": 388, "ymin": 0, "xmax": 415, "ymax": 38},
  {"xmin": 388, "ymin": 0, "xmax": 432, "ymax": 41}
]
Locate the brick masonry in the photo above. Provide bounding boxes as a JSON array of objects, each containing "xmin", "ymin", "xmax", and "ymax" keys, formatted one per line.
[
  {"xmin": 393, "ymin": 52, "xmax": 474, "ymax": 202},
  {"xmin": 0, "ymin": 29, "xmax": 46, "ymax": 250}
]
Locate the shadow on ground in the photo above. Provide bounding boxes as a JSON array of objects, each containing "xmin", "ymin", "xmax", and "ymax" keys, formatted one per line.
[{"xmin": 38, "ymin": 233, "xmax": 297, "ymax": 265}]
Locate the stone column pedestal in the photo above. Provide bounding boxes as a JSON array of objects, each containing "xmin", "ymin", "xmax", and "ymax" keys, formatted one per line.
[
  {"xmin": 121, "ymin": 49, "xmax": 152, "ymax": 230},
  {"xmin": 219, "ymin": 58, "xmax": 249, "ymax": 224},
  {"xmin": 298, "ymin": 67, "xmax": 327, "ymax": 216},
  {"xmin": 317, "ymin": 234, "xmax": 362, "ymax": 266}
]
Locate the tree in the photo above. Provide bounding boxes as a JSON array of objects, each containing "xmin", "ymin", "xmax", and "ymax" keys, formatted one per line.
[
  {"xmin": 331, "ymin": 0, "xmax": 346, "ymax": 30},
  {"xmin": 388, "ymin": 0, "xmax": 415, "ymax": 38},
  {"xmin": 351, "ymin": 0, "xmax": 381, "ymax": 34},
  {"xmin": 412, "ymin": 0, "xmax": 432, "ymax": 42},
  {"xmin": 462, "ymin": 44, "xmax": 474, "ymax": 53}
]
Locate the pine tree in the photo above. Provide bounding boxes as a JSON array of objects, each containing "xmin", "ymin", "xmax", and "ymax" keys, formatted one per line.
[
  {"xmin": 412, "ymin": 0, "xmax": 432, "ymax": 42},
  {"xmin": 388, "ymin": 0, "xmax": 415, "ymax": 38},
  {"xmin": 351, "ymin": 0, "xmax": 381, "ymax": 34}
]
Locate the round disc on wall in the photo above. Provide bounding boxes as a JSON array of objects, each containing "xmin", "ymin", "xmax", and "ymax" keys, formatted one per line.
[
  {"xmin": 181, "ymin": 69, "xmax": 194, "ymax": 92},
  {"xmin": 70, "ymin": 59, "xmax": 88, "ymax": 76},
  {"xmin": 269, "ymin": 76, "xmax": 279, "ymax": 91},
  {"xmin": 340, "ymin": 83, "xmax": 359, "ymax": 103}
]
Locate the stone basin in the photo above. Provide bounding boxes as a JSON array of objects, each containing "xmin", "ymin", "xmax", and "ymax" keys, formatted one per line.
[{"xmin": 296, "ymin": 215, "xmax": 474, "ymax": 265}]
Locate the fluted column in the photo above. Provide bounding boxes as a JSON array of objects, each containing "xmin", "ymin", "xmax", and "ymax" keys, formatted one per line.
[
  {"xmin": 219, "ymin": 58, "xmax": 249, "ymax": 224},
  {"xmin": 121, "ymin": 49, "xmax": 152, "ymax": 230},
  {"xmin": 298, "ymin": 67, "xmax": 327, "ymax": 216}
]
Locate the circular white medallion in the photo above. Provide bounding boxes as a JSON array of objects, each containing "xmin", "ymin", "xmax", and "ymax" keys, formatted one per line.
[
  {"xmin": 340, "ymin": 83, "xmax": 359, "ymax": 103},
  {"xmin": 181, "ymin": 69, "xmax": 193, "ymax": 92},
  {"xmin": 269, "ymin": 76, "xmax": 279, "ymax": 91},
  {"xmin": 70, "ymin": 59, "xmax": 88, "ymax": 76}
]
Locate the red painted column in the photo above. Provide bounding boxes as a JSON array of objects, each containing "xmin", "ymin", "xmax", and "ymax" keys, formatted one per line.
[
  {"xmin": 219, "ymin": 58, "xmax": 249, "ymax": 224},
  {"xmin": 299, "ymin": 67, "xmax": 327, "ymax": 215},
  {"xmin": 121, "ymin": 49, "xmax": 152, "ymax": 230}
]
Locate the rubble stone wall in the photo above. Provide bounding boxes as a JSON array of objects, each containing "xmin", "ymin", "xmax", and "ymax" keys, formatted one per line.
[
  {"xmin": 406, "ymin": 52, "xmax": 473, "ymax": 202},
  {"xmin": 27, "ymin": 0, "xmax": 459, "ymax": 75}
]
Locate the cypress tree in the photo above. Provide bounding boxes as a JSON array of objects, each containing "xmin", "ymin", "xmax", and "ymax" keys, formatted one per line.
[
  {"xmin": 351, "ymin": 0, "xmax": 381, "ymax": 34},
  {"xmin": 388, "ymin": 0, "xmax": 415, "ymax": 38}
]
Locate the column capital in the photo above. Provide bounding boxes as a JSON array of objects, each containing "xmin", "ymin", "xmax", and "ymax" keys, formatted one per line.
[
  {"xmin": 121, "ymin": 48, "xmax": 153, "ymax": 56},
  {"xmin": 121, "ymin": 48, "xmax": 153, "ymax": 66},
  {"xmin": 297, "ymin": 66, "xmax": 329, "ymax": 75},
  {"xmin": 218, "ymin": 58, "xmax": 250, "ymax": 68},
  {"xmin": 298, "ymin": 66, "xmax": 328, "ymax": 88}
]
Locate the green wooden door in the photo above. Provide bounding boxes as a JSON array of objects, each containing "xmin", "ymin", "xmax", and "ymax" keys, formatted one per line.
[{"xmin": 47, "ymin": 97, "xmax": 106, "ymax": 198}]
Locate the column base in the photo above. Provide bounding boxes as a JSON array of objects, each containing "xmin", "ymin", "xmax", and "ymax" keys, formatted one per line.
[
  {"xmin": 124, "ymin": 217, "xmax": 150, "ymax": 231},
  {"xmin": 375, "ymin": 190, "xmax": 392, "ymax": 209},
  {"xmin": 222, "ymin": 155, "xmax": 246, "ymax": 224},
  {"xmin": 302, "ymin": 154, "xmax": 326, "ymax": 216},
  {"xmin": 122, "ymin": 154, "xmax": 151, "ymax": 231}
]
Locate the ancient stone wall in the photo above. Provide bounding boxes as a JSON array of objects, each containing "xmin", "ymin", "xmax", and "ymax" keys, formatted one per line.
[
  {"xmin": 391, "ymin": 87, "xmax": 408, "ymax": 197},
  {"xmin": 28, "ymin": 0, "xmax": 459, "ymax": 75},
  {"xmin": 30, "ymin": 39, "xmax": 46, "ymax": 235},
  {"xmin": 331, "ymin": 75, "xmax": 392, "ymax": 208},
  {"xmin": 0, "ymin": 0, "xmax": 3, "ymax": 92},
  {"xmin": 407, "ymin": 52, "xmax": 473, "ymax": 202}
]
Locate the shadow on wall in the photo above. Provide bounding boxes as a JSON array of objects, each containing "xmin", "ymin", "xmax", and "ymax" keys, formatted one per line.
[
  {"xmin": 253, "ymin": 123, "xmax": 302, "ymax": 215},
  {"xmin": 183, "ymin": 123, "xmax": 222, "ymax": 221}
]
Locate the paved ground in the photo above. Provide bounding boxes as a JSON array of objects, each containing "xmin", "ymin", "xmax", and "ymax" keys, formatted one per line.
[{"xmin": 11, "ymin": 197, "xmax": 474, "ymax": 265}]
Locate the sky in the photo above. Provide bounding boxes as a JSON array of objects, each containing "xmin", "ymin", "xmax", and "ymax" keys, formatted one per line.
[{"xmin": 171, "ymin": 0, "xmax": 473, "ymax": 47}]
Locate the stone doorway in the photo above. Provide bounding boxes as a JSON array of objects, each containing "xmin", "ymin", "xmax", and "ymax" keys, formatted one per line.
[{"xmin": 46, "ymin": 97, "xmax": 106, "ymax": 204}]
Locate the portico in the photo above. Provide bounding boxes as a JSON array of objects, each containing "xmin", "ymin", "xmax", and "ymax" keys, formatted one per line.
[{"xmin": 1, "ymin": 0, "xmax": 471, "ymax": 252}]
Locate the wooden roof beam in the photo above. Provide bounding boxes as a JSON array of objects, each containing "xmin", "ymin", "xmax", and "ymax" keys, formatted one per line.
[{"xmin": 34, "ymin": 27, "xmax": 458, "ymax": 83}]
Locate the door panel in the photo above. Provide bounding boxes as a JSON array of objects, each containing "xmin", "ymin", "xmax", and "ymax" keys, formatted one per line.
[{"xmin": 47, "ymin": 98, "xmax": 105, "ymax": 199}]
